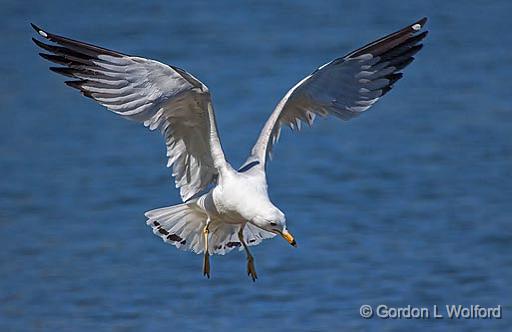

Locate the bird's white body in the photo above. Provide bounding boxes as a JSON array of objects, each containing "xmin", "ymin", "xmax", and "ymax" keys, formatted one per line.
[
  {"xmin": 204, "ymin": 166, "xmax": 282, "ymax": 225},
  {"xmin": 32, "ymin": 18, "xmax": 428, "ymax": 279}
]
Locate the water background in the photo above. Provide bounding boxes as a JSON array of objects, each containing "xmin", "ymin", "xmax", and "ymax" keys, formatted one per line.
[{"xmin": 1, "ymin": 1, "xmax": 511, "ymax": 331}]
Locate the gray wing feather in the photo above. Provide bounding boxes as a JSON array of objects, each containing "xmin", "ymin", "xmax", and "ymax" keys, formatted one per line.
[
  {"xmin": 32, "ymin": 24, "xmax": 226, "ymax": 201},
  {"xmin": 247, "ymin": 18, "xmax": 428, "ymax": 169}
]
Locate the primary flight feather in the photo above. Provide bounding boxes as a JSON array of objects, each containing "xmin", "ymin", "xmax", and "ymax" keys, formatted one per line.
[{"xmin": 32, "ymin": 18, "xmax": 428, "ymax": 281}]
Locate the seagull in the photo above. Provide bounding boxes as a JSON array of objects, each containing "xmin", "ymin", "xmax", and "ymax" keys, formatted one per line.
[{"xmin": 32, "ymin": 18, "xmax": 428, "ymax": 281}]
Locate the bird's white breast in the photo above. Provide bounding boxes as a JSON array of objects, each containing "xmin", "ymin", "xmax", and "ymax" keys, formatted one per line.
[{"xmin": 211, "ymin": 168, "xmax": 273, "ymax": 224}]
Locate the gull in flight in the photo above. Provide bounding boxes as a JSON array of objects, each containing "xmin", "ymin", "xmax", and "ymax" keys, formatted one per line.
[{"xmin": 32, "ymin": 18, "xmax": 428, "ymax": 281}]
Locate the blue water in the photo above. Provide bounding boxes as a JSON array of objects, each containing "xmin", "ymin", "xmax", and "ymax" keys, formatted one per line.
[{"xmin": 1, "ymin": 1, "xmax": 511, "ymax": 331}]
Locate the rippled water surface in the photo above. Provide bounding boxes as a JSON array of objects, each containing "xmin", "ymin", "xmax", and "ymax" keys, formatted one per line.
[{"xmin": 1, "ymin": 1, "xmax": 511, "ymax": 331}]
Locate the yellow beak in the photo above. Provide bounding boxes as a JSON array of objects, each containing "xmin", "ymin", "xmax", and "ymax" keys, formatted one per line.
[{"xmin": 281, "ymin": 230, "xmax": 297, "ymax": 247}]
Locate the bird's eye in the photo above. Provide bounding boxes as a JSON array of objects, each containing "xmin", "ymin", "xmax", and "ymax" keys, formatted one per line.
[{"xmin": 269, "ymin": 222, "xmax": 277, "ymax": 226}]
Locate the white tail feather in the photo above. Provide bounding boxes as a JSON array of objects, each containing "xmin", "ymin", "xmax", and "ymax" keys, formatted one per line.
[
  {"xmin": 145, "ymin": 201, "xmax": 275, "ymax": 255},
  {"xmin": 146, "ymin": 201, "xmax": 207, "ymax": 253}
]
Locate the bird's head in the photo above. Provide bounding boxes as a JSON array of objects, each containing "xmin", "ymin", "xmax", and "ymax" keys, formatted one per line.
[{"xmin": 251, "ymin": 208, "xmax": 296, "ymax": 247}]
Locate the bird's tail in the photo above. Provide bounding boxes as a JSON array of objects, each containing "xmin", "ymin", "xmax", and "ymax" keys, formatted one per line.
[
  {"xmin": 145, "ymin": 201, "xmax": 208, "ymax": 253},
  {"xmin": 145, "ymin": 200, "xmax": 276, "ymax": 255}
]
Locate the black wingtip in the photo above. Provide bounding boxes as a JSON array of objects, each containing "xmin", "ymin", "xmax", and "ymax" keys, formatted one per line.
[
  {"xmin": 30, "ymin": 23, "xmax": 49, "ymax": 38},
  {"xmin": 387, "ymin": 72, "xmax": 403, "ymax": 85},
  {"xmin": 64, "ymin": 80, "xmax": 83, "ymax": 89},
  {"xmin": 50, "ymin": 67, "xmax": 75, "ymax": 78},
  {"xmin": 381, "ymin": 85, "xmax": 393, "ymax": 96},
  {"xmin": 32, "ymin": 37, "xmax": 53, "ymax": 52},
  {"xmin": 38, "ymin": 53, "xmax": 68, "ymax": 65},
  {"xmin": 415, "ymin": 31, "xmax": 429, "ymax": 41},
  {"xmin": 30, "ymin": 23, "xmax": 40, "ymax": 32},
  {"xmin": 31, "ymin": 37, "xmax": 48, "ymax": 48},
  {"xmin": 413, "ymin": 17, "xmax": 428, "ymax": 30},
  {"xmin": 65, "ymin": 80, "xmax": 93, "ymax": 99},
  {"xmin": 393, "ymin": 57, "xmax": 415, "ymax": 71}
]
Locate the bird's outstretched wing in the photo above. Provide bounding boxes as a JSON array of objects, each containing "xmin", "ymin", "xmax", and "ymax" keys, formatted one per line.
[
  {"xmin": 31, "ymin": 24, "xmax": 227, "ymax": 201},
  {"xmin": 245, "ymin": 18, "xmax": 428, "ymax": 170}
]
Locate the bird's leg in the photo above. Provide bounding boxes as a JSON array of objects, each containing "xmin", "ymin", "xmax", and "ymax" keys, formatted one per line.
[
  {"xmin": 202, "ymin": 219, "xmax": 211, "ymax": 279},
  {"xmin": 238, "ymin": 225, "xmax": 257, "ymax": 282}
]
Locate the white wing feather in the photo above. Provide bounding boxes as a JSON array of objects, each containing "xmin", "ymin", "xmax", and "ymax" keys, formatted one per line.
[
  {"xmin": 32, "ymin": 24, "xmax": 227, "ymax": 201},
  {"xmin": 246, "ymin": 18, "xmax": 428, "ymax": 169}
]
